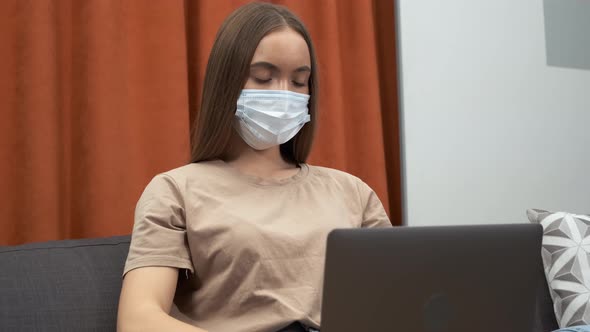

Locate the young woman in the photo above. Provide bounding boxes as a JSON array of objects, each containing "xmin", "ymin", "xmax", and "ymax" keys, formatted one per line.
[{"xmin": 117, "ymin": 3, "xmax": 391, "ymax": 332}]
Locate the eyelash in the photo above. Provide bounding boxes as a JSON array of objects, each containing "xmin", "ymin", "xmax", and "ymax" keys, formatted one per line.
[{"xmin": 253, "ymin": 78, "xmax": 306, "ymax": 87}]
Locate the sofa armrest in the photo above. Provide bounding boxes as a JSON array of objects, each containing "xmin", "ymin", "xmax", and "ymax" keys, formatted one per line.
[{"xmin": 533, "ymin": 263, "xmax": 559, "ymax": 332}]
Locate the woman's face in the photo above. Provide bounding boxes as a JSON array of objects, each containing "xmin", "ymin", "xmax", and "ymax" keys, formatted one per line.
[{"xmin": 244, "ymin": 28, "xmax": 311, "ymax": 95}]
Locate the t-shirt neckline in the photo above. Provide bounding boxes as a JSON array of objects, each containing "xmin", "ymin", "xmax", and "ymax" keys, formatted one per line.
[{"xmin": 211, "ymin": 159, "xmax": 309, "ymax": 187}]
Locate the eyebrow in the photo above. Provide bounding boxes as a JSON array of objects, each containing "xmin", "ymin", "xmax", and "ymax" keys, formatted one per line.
[
  {"xmin": 294, "ymin": 65, "xmax": 312, "ymax": 73},
  {"xmin": 250, "ymin": 61, "xmax": 311, "ymax": 73}
]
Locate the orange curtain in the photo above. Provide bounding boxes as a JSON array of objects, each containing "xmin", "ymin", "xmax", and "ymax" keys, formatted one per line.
[{"xmin": 0, "ymin": 0, "xmax": 401, "ymax": 246}]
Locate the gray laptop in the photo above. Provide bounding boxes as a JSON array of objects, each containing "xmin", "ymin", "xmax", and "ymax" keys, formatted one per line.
[{"xmin": 320, "ymin": 224, "xmax": 543, "ymax": 332}]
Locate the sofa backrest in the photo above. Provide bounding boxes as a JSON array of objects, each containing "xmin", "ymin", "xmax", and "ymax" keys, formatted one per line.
[
  {"xmin": 0, "ymin": 235, "xmax": 131, "ymax": 332},
  {"xmin": 1, "ymin": 234, "xmax": 560, "ymax": 332}
]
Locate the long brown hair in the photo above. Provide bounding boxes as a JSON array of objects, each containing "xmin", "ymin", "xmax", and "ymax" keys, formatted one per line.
[{"xmin": 190, "ymin": 2, "xmax": 319, "ymax": 165}]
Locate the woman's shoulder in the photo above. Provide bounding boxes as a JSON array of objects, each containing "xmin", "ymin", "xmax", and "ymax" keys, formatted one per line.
[
  {"xmin": 307, "ymin": 164, "xmax": 366, "ymax": 187},
  {"xmin": 306, "ymin": 165, "xmax": 379, "ymax": 206},
  {"xmin": 147, "ymin": 161, "xmax": 224, "ymax": 189}
]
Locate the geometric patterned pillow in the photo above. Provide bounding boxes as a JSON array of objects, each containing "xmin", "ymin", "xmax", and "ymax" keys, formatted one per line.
[
  {"xmin": 527, "ymin": 209, "xmax": 590, "ymax": 328},
  {"xmin": 553, "ymin": 325, "xmax": 590, "ymax": 331}
]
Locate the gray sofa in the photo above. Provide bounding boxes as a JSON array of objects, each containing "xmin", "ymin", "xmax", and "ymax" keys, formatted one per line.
[{"xmin": 0, "ymin": 235, "xmax": 559, "ymax": 331}]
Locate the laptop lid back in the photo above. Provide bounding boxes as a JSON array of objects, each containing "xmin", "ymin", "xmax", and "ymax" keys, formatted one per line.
[{"xmin": 321, "ymin": 224, "xmax": 542, "ymax": 332}]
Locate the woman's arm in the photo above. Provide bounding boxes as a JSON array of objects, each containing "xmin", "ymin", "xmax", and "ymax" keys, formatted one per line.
[{"xmin": 117, "ymin": 266, "xmax": 208, "ymax": 332}]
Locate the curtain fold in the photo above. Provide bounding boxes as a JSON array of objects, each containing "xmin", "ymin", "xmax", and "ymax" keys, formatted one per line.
[{"xmin": 0, "ymin": 0, "xmax": 401, "ymax": 245}]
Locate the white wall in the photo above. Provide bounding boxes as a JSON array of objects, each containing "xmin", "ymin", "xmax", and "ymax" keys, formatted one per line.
[{"xmin": 396, "ymin": 0, "xmax": 590, "ymax": 226}]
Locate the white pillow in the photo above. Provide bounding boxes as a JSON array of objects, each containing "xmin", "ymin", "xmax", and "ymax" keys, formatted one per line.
[{"xmin": 527, "ymin": 209, "xmax": 590, "ymax": 328}]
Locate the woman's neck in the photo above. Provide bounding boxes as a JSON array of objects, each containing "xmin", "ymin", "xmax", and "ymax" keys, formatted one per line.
[{"xmin": 223, "ymin": 136, "xmax": 298, "ymax": 179}]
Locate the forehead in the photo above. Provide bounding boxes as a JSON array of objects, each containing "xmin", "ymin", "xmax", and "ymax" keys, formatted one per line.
[{"xmin": 250, "ymin": 28, "xmax": 311, "ymax": 67}]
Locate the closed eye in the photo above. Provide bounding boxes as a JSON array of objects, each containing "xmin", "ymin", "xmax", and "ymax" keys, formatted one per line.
[{"xmin": 254, "ymin": 77, "xmax": 271, "ymax": 84}]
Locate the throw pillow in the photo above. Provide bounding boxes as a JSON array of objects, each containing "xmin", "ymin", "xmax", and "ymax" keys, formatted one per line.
[{"xmin": 527, "ymin": 209, "xmax": 590, "ymax": 328}]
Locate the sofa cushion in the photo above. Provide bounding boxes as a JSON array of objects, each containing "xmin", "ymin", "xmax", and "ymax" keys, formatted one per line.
[
  {"xmin": 528, "ymin": 209, "xmax": 590, "ymax": 328},
  {"xmin": 0, "ymin": 235, "xmax": 131, "ymax": 332}
]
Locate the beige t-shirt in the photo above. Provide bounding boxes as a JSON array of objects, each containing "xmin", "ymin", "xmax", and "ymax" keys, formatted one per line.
[{"xmin": 123, "ymin": 160, "xmax": 391, "ymax": 332}]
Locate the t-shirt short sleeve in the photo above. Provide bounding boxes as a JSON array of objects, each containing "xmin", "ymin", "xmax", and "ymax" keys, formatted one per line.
[
  {"xmin": 356, "ymin": 179, "xmax": 392, "ymax": 228},
  {"xmin": 123, "ymin": 173, "xmax": 194, "ymax": 276}
]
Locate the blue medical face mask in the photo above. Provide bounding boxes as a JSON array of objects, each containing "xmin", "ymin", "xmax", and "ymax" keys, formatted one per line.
[{"xmin": 234, "ymin": 89, "xmax": 311, "ymax": 150}]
